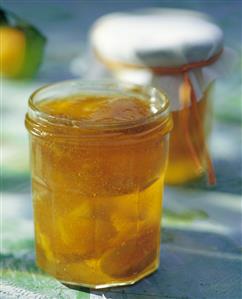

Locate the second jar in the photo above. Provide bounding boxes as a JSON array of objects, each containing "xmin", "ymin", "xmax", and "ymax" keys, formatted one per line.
[{"xmin": 89, "ymin": 8, "xmax": 228, "ymax": 185}]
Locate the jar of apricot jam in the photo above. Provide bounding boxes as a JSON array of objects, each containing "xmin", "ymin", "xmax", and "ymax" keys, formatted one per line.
[
  {"xmin": 89, "ymin": 9, "xmax": 232, "ymax": 185},
  {"xmin": 25, "ymin": 80, "xmax": 172, "ymax": 289}
]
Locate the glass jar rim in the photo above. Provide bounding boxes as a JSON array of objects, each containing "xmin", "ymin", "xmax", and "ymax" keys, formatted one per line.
[{"xmin": 27, "ymin": 79, "xmax": 171, "ymax": 130}]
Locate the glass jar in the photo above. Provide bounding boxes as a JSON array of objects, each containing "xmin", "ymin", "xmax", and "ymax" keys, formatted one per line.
[
  {"xmin": 25, "ymin": 80, "xmax": 172, "ymax": 289},
  {"xmin": 165, "ymin": 83, "xmax": 214, "ymax": 184},
  {"xmin": 88, "ymin": 9, "xmax": 231, "ymax": 185}
]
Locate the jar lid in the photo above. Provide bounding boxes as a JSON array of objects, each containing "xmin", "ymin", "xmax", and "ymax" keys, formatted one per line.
[{"xmin": 91, "ymin": 8, "xmax": 223, "ymax": 68}]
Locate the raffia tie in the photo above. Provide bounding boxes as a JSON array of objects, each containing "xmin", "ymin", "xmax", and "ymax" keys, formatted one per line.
[{"xmin": 95, "ymin": 49, "xmax": 223, "ymax": 185}]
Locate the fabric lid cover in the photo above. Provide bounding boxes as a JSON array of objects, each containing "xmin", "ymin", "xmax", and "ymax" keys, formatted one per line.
[{"xmin": 91, "ymin": 8, "xmax": 224, "ymax": 67}]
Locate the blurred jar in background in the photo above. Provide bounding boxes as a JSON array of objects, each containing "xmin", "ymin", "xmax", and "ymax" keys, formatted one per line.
[{"xmin": 88, "ymin": 8, "xmax": 234, "ymax": 185}]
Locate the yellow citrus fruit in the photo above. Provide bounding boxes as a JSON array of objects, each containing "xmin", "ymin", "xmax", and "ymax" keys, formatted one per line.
[{"xmin": 0, "ymin": 26, "xmax": 26, "ymax": 77}]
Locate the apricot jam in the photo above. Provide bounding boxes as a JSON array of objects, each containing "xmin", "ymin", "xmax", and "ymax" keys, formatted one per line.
[
  {"xmin": 165, "ymin": 86, "xmax": 212, "ymax": 184},
  {"xmin": 25, "ymin": 81, "xmax": 172, "ymax": 288}
]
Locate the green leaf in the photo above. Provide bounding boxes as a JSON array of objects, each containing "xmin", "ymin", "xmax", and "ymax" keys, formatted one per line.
[
  {"xmin": 18, "ymin": 24, "xmax": 46, "ymax": 78},
  {"xmin": 0, "ymin": 8, "xmax": 8, "ymax": 25}
]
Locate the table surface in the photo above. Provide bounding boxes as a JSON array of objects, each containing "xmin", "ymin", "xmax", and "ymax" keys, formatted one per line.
[{"xmin": 1, "ymin": 1, "xmax": 242, "ymax": 299}]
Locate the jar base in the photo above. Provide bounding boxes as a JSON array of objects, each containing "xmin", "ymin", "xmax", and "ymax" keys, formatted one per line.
[
  {"xmin": 165, "ymin": 170, "xmax": 205, "ymax": 185},
  {"xmin": 61, "ymin": 264, "xmax": 159, "ymax": 290}
]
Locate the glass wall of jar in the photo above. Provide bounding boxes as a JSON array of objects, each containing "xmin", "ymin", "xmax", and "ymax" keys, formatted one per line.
[{"xmin": 25, "ymin": 80, "xmax": 172, "ymax": 289}]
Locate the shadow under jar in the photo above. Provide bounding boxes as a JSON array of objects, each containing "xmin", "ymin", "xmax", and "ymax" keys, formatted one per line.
[{"xmin": 25, "ymin": 80, "xmax": 173, "ymax": 289}]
